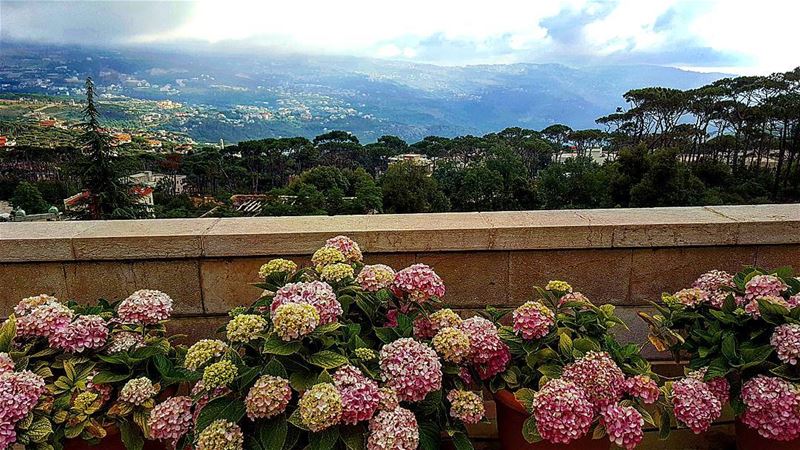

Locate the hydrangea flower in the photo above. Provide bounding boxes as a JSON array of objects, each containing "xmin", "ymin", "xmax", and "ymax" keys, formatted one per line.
[
  {"xmin": 87, "ymin": 372, "xmax": 112, "ymax": 405},
  {"xmin": 148, "ymin": 396, "xmax": 193, "ymax": 444},
  {"xmin": 624, "ymin": 375, "xmax": 660, "ymax": 404},
  {"xmin": 119, "ymin": 377, "xmax": 156, "ymax": 406},
  {"xmin": 356, "ymin": 264, "xmax": 395, "ymax": 292},
  {"xmin": 226, "ymin": 314, "xmax": 267, "ymax": 343},
  {"xmin": 0, "ymin": 421, "xmax": 16, "ymax": 449},
  {"xmin": 298, "ymin": 383, "xmax": 343, "ymax": 432},
  {"xmin": 532, "ymin": 379, "xmax": 594, "ymax": 444},
  {"xmin": 325, "ymin": 236, "xmax": 363, "ymax": 263},
  {"xmin": 245, "ymin": 375, "xmax": 292, "ymax": 420},
  {"xmin": 191, "ymin": 380, "xmax": 232, "ymax": 424},
  {"xmin": 197, "ymin": 419, "xmax": 243, "ymax": 450},
  {"xmin": 391, "ymin": 264, "xmax": 445, "ymax": 302},
  {"xmin": 379, "ymin": 338, "xmax": 442, "ymax": 402},
  {"xmin": 106, "ymin": 331, "xmax": 145, "ymax": 353},
  {"xmin": 258, "ymin": 259, "xmax": 298, "ymax": 278},
  {"xmin": 333, "ymin": 365, "xmax": 380, "ymax": 424},
  {"xmin": 14, "ymin": 294, "xmax": 58, "ymax": 316},
  {"xmin": 670, "ymin": 288, "xmax": 706, "ymax": 308},
  {"xmin": 545, "ymin": 280, "xmax": 573, "ymax": 293},
  {"xmin": 512, "ymin": 301, "xmax": 555, "ymax": 340},
  {"xmin": 311, "ymin": 246, "xmax": 346, "ymax": 269},
  {"xmin": 377, "ymin": 387, "xmax": 399, "ymax": 411},
  {"xmin": 412, "ymin": 316, "xmax": 436, "ymax": 339},
  {"xmin": 671, "ymin": 377, "xmax": 722, "ymax": 434},
  {"xmin": 273, "ymin": 303, "xmax": 320, "ymax": 341},
  {"xmin": 600, "ymin": 404, "xmax": 644, "ymax": 450},
  {"xmin": 354, "ymin": 348, "xmax": 377, "ymax": 361},
  {"xmin": 271, "ymin": 281, "xmax": 341, "ymax": 325},
  {"xmin": 740, "ymin": 375, "xmax": 800, "ymax": 441},
  {"xmin": 320, "ymin": 263, "xmax": 355, "ymax": 283},
  {"xmin": 202, "ymin": 360, "xmax": 238, "ymax": 390},
  {"xmin": 558, "ymin": 291, "xmax": 591, "ymax": 307},
  {"xmin": 447, "ymin": 390, "xmax": 485, "ymax": 424},
  {"xmin": 117, "ymin": 289, "xmax": 173, "ymax": 325},
  {"xmin": 0, "ymin": 370, "xmax": 46, "ymax": 423},
  {"xmin": 429, "ymin": 308, "xmax": 463, "ymax": 330},
  {"xmin": 0, "ymin": 353, "xmax": 14, "ymax": 375},
  {"xmin": 457, "ymin": 316, "xmax": 510, "ymax": 380},
  {"xmin": 773, "ymin": 323, "xmax": 800, "ymax": 365},
  {"xmin": 687, "ymin": 368, "xmax": 730, "ymax": 405},
  {"xmin": 692, "ymin": 270, "xmax": 734, "ymax": 308},
  {"xmin": 432, "ymin": 327, "xmax": 471, "ymax": 363},
  {"xmin": 561, "ymin": 351, "xmax": 625, "ymax": 411},
  {"xmin": 16, "ymin": 298, "xmax": 73, "ymax": 338},
  {"xmin": 367, "ymin": 407, "xmax": 419, "ymax": 450},
  {"xmin": 744, "ymin": 275, "xmax": 787, "ymax": 302},
  {"xmin": 185, "ymin": 339, "xmax": 228, "ymax": 371},
  {"xmin": 51, "ymin": 314, "xmax": 109, "ymax": 353}
]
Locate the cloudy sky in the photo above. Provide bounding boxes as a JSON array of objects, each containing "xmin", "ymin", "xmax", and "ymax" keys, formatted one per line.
[{"xmin": 1, "ymin": 0, "xmax": 798, "ymax": 75}]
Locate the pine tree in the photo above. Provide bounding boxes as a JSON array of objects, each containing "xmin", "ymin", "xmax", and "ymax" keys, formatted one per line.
[{"xmin": 73, "ymin": 77, "xmax": 144, "ymax": 219}]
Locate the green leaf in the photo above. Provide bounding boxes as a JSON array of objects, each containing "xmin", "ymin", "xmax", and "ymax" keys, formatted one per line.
[
  {"xmin": 90, "ymin": 370, "xmax": 132, "ymax": 384},
  {"xmin": 558, "ymin": 333, "xmax": 573, "ymax": 356},
  {"xmin": 306, "ymin": 351, "xmax": 349, "ymax": 370},
  {"xmin": 521, "ymin": 416, "xmax": 541, "ymax": 443},
  {"xmin": 573, "ymin": 337, "xmax": 601, "ymax": 353},
  {"xmin": 313, "ymin": 322, "xmax": 342, "ymax": 336},
  {"xmin": 195, "ymin": 397, "xmax": 246, "ymax": 433},
  {"xmin": 257, "ymin": 415, "xmax": 287, "ymax": 450},
  {"xmin": 289, "ymin": 371, "xmax": 317, "ymax": 391},
  {"xmin": 340, "ymin": 425, "xmax": 366, "ymax": 450},
  {"xmin": 287, "ymin": 409, "xmax": 309, "ymax": 431},
  {"xmin": 450, "ymin": 431, "xmax": 473, "ymax": 450},
  {"xmin": 26, "ymin": 418, "xmax": 53, "ymax": 443},
  {"xmin": 309, "ymin": 428, "xmax": 339, "ymax": 450},
  {"xmin": 418, "ymin": 423, "xmax": 441, "ymax": 450},
  {"xmin": 263, "ymin": 337, "xmax": 302, "ymax": 356},
  {"xmin": 373, "ymin": 327, "xmax": 397, "ymax": 344},
  {"xmin": 264, "ymin": 359, "xmax": 288, "ymax": 378},
  {"xmin": 514, "ymin": 388, "xmax": 535, "ymax": 412},
  {"xmin": 0, "ymin": 316, "xmax": 16, "ymax": 353},
  {"xmin": 721, "ymin": 333, "xmax": 738, "ymax": 363},
  {"xmin": 538, "ymin": 364, "xmax": 562, "ymax": 380},
  {"xmin": 119, "ymin": 420, "xmax": 144, "ymax": 450}
]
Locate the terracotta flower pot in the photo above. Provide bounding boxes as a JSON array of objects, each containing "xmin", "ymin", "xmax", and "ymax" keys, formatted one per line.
[
  {"xmin": 736, "ymin": 420, "xmax": 800, "ymax": 450},
  {"xmin": 494, "ymin": 390, "xmax": 610, "ymax": 450}
]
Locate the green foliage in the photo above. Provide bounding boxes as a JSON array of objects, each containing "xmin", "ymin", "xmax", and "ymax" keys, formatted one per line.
[
  {"xmin": 381, "ymin": 161, "xmax": 450, "ymax": 213},
  {"xmin": 11, "ymin": 181, "xmax": 50, "ymax": 214}
]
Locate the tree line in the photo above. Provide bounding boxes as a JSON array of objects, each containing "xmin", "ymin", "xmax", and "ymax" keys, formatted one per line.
[{"xmin": 2, "ymin": 69, "xmax": 799, "ymax": 218}]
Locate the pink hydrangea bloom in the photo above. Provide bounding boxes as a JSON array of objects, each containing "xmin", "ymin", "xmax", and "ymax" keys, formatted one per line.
[
  {"xmin": 601, "ymin": 404, "xmax": 644, "ymax": 450},
  {"xmin": 0, "ymin": 422, "xmax": 16, "ymax": 449},
  {"xmin": 456, "ymin": 317, "xmax": 510, "ymax": 380},
  {"xmin": 391, "ymin": 264, "xmax": 445, "ymax": 302},
  {"xmin": 87, "ymin": 372, "xmax": 112, "ymax": 405},
  {"xmin": 693, "ymin": 270, "xmax": 734, "ymax": 308},
  {"xmin": 0, "ymin": 353, "xmax": 14, "ymax": 375},
  {"xmin": 148, "ymin": 396, "xmax": 193, "ymax": 443},
  {"xmin": 16, "ymin": 299, "xmax": 73, "ymax": 339},
  {"xmin": 0, "ymin": 370, "xmax": 46, "ymax": 423},
  {"xmin": 106, "ymin": 331, "xmax": 145, "ymax": 354},
  {"xmin": 379, "ymin": 338, "xmax": 442, "ymax": 402},
  {"xmin": 672, "ymin": 288, "xmax": 706, "ymax": 308},
  {"xmin": 745, "ymin": 275, "xmax": 787, "ymax": 302},
  {"xmin": 531, "ymin": 379, "xmax": 594, "ymax": 444},
  {"xmin": 412, "ymin": 316, "xmax": 436, "ymax": 339},
  {"xmin": 271, "ymin": 281, "xmax": 342, "ymax": 325},
  {"xmin": 333, "ymin": 365, "xmax": 380, "ymax": 424},
  {"xmin": 245, "ymin": 375, "xmax": 292, "ymax": 420},
  {"xmin": 740, "ymin": 375, "xmax": 800, "ymax": 441},
  {"xmin": 325, "ymin": 235, "xmax": 363, "ymax": 263},
  {"xmin": 378, "ymin": 387, "xmax": 399, "ymax": 411},
  {"xmin": 14, "ymin": 294, "xmax": 58, "ymax": 316},
  {"xmin": 558, "ymin": 292, "xmax": 591, "ymax": 308},
  {"xmin": 512, "ymin": 301, "xmax": 555, "ymax": 340},
  {"xmin": 117, "ymin": 289, "xmax": 173, "ymax": 325},
  {"xmin": 51, "ymin": 315, "xmax": 109, "ymax": 353},
  {"xmin": 625, "ymin": 375, "xmax": 660, "ymax": 404},
  {"xmin": 772, "ymin": 324, "xmax": 800, "ymax": 365},
  {"xmin": 561, "ymin": 351, "xmax": 625, "ymax": 411},
  {"xmin": 357, "ymin": 264, "xmax": 395, "ymax": 292},
  {"xmin": 367, "ymin": 407, "xmax": 419, "ymax": 450},
  {"xmin": 671, "ymin": 377, "xmax": 722, "ymax": 434}
]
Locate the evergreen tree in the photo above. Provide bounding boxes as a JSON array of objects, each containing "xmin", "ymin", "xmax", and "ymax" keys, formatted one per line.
[
  {"xmin": 73, "ymin": 77, "xmax": 144, "ymax": 219},
  {"xmin": 11, "ymin": 182, "xmax": 49, "ymax": 214}
]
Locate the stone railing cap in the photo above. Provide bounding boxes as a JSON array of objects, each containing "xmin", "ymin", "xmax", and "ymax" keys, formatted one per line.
[{"xmin": 1, "ymin": 204, "xmax": 798, "ymax": 262}]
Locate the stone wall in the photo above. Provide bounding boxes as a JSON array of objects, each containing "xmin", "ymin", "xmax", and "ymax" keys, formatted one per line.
[{"xmin": 2, "ymin": 204, "xmax": 799, "ymax": 448}]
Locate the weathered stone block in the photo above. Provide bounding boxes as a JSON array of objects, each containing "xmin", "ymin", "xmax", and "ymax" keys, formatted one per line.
[
  {"xmin": 416, "ymin": 251, "xmax": 508, "ymax": 308},
  {"xmin": 0, "ymin": 262, "xmax": 68, "ymax": 314}
]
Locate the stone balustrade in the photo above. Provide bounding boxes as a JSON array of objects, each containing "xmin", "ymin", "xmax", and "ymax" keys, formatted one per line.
[{"xmin": 2, "ymin": 204, "xmax": 799, "ymax": 448}]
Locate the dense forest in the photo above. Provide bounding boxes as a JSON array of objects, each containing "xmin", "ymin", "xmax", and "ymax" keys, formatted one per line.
[{"xmin": 2, "ymin": 68, "xmax": 799, "ymax": 218}]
